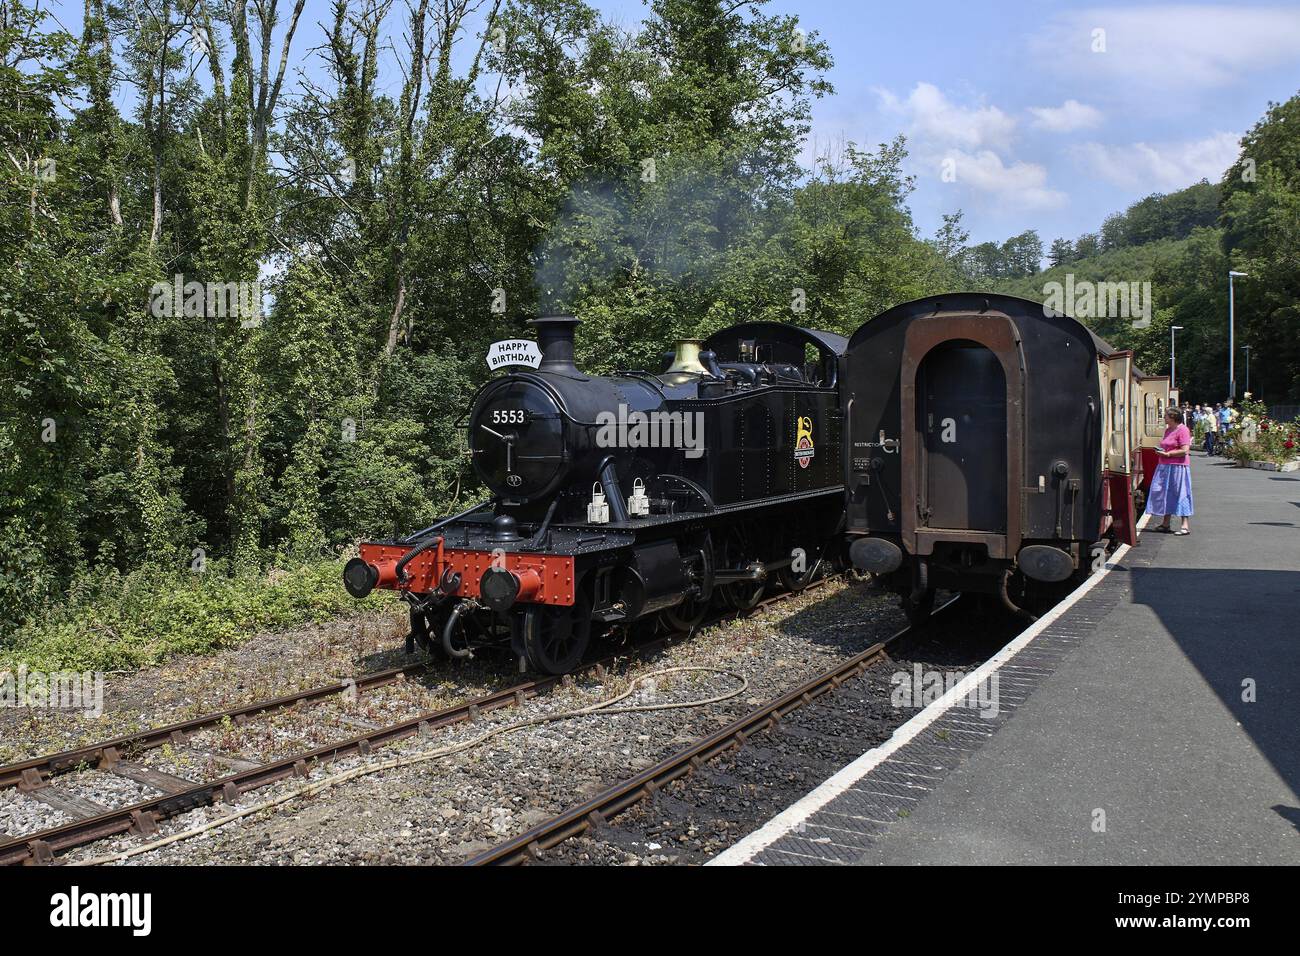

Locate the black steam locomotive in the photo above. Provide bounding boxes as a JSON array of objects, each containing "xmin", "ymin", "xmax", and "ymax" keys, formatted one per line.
[{"xmin": 345, "ymin": 317, "xmax": 846, "ymax": 673}]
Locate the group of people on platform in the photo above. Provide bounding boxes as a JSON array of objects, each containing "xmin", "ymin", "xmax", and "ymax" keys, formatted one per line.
[{"xmin": 1187, "ymin": 401, "xmax": 1236, "ymax": 456}]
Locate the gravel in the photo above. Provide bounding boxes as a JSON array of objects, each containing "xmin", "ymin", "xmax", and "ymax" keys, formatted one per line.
[
  {"xmin": 9, "ymin": 578, "xmax": 1020, "ymax": 867},
  {"xmin": 59, "ymin": 770, "xmax": 163, "ymax": 811},
  {"xmin": 0, "ymin": 788, "xmax": 71, "ymax": 838},
  {"xmin": 51, "ymin": 578, "xmax": 922, "ymax": 865},
  {"xmin": 539, "ymin": 614, "xmax": 1021, "ymax": 865},
  {"xmin": 0, "ymin": 607, "xmax": 410, "ymax": 766}
]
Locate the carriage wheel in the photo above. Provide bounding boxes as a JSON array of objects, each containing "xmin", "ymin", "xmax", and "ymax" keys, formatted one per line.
[{"xmin": 521, "ymin": 594, "xmax": 592, "ymax": 675}]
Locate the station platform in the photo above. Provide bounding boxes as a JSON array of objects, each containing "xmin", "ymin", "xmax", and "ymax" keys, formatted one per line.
[{"xmin": 713, "ymin": 454, "xmax": 1300, "ymax": 865}]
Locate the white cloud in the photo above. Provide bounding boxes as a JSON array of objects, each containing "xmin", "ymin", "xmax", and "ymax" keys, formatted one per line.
[
  {"xmin": 942, "ymin": 149, "xmax": 1068, "ymax": 210},
  {"xmin": 1033, "ymin": 5, "xmax": 1300, "ymax": 91},
  {"xmin": 871, "ymin": 83, "xmax": 1067, "ymax": 208},
  {"xmin": 1075, "ymin": 131, "xmax": 1242, "ymax": 190},
  {"xmin": 876, "ymin": 82, "xmax": 1017, "ymax": 151},
  {"xmin": 1028, "ymin": 100, "xmax": 1104, "ymax": 133}
]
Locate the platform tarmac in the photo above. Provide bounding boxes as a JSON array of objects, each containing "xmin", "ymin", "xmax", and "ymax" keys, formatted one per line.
[{"xmin": 713, "ymin": 454, "xmax": 1300, "ymax": 865}]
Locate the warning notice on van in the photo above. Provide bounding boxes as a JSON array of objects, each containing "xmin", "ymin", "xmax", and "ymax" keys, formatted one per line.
[{"xmin": 486, "ymin": 339, "xmax": 542, "ymax": 370}]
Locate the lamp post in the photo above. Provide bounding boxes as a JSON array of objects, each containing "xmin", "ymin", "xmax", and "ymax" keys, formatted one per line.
[
  {"xmin": 1242, "ymin": 345, "xmax": 1251, "ymax": 395},
  {"xmin": 1228, "ymin": 271, "xmax": 1248, "ymax": 399},
  {"xmin": 1170, "ymin": 325, "xmax": 1184, "ymax": 392}
]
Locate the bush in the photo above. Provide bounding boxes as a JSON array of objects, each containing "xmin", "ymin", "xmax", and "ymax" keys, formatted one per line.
[
  {"xmin": 0, "ymin": 558, "xmax": 397, "ymax": 673},
  {"xmin": 1223, "ymin": 397, "xmax": 1300, "ymax": 466}
]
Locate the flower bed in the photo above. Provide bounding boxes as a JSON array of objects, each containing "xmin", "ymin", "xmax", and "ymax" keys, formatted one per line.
[
  {"xmin": 1222, "ymin": 397, "xmax": 1300, "ymax": 469},
  {"xmin": 1246, "ymin": 459, "xmax": 1300, "ymax": 472}
]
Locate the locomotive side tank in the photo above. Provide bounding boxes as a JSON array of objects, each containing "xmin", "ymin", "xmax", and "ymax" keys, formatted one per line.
[{"xmin": 841, "ymin": 292, "xmax": 1156, "ymax": 621}]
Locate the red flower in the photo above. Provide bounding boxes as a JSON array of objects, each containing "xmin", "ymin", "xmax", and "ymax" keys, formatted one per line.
[{"xmin": 1287, "ymin": 440, "xmax": 1296, "ymax": 450}]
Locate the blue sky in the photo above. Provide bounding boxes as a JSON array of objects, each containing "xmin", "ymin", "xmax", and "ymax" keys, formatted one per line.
[
  {"xmin": 48, "ymin": 0, "xmax": 1300, "ymax": 247},
  {"xmin": 596, "ymin": 0, "xmax": 1300, "ymax": 247}
]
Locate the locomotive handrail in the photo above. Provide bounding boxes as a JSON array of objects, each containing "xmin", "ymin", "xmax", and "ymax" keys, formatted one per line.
[
  {"xmin": 457, "ymin": 371, "xmax": 601, "ymax": 429},
  {"xmin": 399, "ymin": 498, "xmax": 496, "ymax": 545}
]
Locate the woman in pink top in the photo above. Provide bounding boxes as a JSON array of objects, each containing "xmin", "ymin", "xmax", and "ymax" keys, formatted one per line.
[{"xmin": 1146, "ymin": 408, "xmax": 1194, "ymax": 535}]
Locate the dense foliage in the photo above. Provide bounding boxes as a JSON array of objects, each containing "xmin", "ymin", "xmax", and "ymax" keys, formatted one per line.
[
  {"xmin": 0, "ymin": 0, "xmax": 960, "ymax": 642},
  {"xmin": 1, "ymin": 0, "xmax": 1297, "ymax": 658},
  {"xmin": 1219, "ymin": 397, "xmax": 1300, "ymax": 468}
]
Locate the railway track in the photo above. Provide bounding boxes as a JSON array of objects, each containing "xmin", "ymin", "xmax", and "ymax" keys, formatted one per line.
[
  {"xmin": 0, "ymin": 661, "xmax": 432, "ymax": 794},
  {"xmin": 1, "ymin": 577, "xmax": 838, "ymax": 866},
  {"xmin": 464, "ymin": 596, "xmax": 958, "ymax": 866}
]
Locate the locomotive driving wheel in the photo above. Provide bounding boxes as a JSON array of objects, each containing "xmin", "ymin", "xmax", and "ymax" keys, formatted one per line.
[
  {"xmin": 662, "ymin": 595, "xmax": 708, "ymax": 632},
  {"xmin": 718, "ymin": 525, "xmax": 767, "ymax": 611},
  {"xmin": 663, "ymin": 536, "xmax": 712, "ymax": 631},
  {"xmin": 723, "ymin": 579, "xmax": 767, "ymax": 611},
  {"xmin": 778, "ymin": 548, "xmax": 821, "ymax": 593},
  {"xmin": 520, "ymin": 592, "xmax": 592, "ymax": 675}
]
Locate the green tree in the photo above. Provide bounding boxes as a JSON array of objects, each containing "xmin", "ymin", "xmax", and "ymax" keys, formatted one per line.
[{"xmin": 1220, "ymin": 94, "xmax": 1300, "ymax": 401}]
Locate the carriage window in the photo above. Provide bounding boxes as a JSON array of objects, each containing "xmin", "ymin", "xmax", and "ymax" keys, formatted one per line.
[
  {"xmin": 1144, "ymin": 394, "xmax": 1164, "ymax": 438},
  {"xmin": 1112, "ymin": 377, "xmax": 1123, "ymax": 460}
]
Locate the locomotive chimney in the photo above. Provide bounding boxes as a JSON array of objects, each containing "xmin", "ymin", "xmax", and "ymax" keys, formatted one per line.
[{"xmin": 529, "ymin": 315, "xmax": 580, "ymax": 373}]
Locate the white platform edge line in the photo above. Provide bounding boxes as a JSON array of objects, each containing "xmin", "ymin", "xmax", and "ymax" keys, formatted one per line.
[{"xmin": 707, "ymin": 527, "xmax": 1143, "ymax": 867}]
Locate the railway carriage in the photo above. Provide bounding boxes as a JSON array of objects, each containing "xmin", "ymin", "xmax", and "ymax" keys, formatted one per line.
[
  {"xmin": 344, "ymin": 317, "xmax": 847, "ymax": 674},
  {"xmin": 840, "ymin": 293, "xmax": 1168, "ymax": 621}
]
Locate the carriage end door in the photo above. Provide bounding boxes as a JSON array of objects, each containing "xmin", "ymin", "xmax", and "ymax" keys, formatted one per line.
[{"xmin": 1105, "ymin": 352, "xmax": 1133, "ymax": 475}]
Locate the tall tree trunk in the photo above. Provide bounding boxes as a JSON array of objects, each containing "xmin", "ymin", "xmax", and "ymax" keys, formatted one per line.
[
  {"xmin": 147, "ymin": 0, "xmax": 169, "ymax": 247},
  {"xmin": 385, "ymin": 276, "xmax": 407, "ymax": 358},
  {"xmin": 85, "ymin": 0, "xmax": 123, "ymax": 225}
]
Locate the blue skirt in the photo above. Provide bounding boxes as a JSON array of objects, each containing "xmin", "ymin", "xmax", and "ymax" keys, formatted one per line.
[{"xmin": 1146, "ymin": 462, "xmax": 1193, "ymax": 517}]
